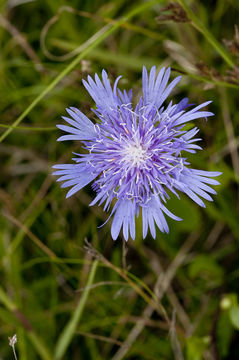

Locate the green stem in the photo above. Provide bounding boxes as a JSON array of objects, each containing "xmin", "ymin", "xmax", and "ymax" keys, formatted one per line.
[
  {"xmin": 177, "ymin": 0, "xmax": 236, "ymax": 68},
  {"xmin": 0, "ymin": 124, "xmax": 56, "ymax": 131},
  {"xmin": 28, "ymin": 333, "xmax": 52, "ymax": 360},
  {"xmin": 0, "ymin": 286, "xmax": 16, "ymax": 311},
  {"xmin": 0, "ymin": 0, "xmax": 160, "ymax": 143},
  {"xmin": 54, "ymin": 260, "xmax": 98, "ymax": 360}
]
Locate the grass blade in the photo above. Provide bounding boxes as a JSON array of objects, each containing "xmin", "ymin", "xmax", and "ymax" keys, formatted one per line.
[
  {"xmin": 0, "ymin": 0, "xmax": 160, "ymax": 143},
  {"xmin": 177, "ymin": 0, "xmax": 236, "ymax": 68},
  {"xmin": 54, "ymin": 260, "xmax": 98, "ymax": 359}
]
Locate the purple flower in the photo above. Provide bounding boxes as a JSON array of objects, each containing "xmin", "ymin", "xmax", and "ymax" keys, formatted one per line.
[{"xmin": 53, "ymin": 66, "xmax": 221, "ymax": 241}]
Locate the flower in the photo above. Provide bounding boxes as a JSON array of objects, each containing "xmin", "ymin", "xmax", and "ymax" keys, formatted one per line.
[{"xmin": 53, "ymin": 66, "xmax": 221, "ymax": 241}]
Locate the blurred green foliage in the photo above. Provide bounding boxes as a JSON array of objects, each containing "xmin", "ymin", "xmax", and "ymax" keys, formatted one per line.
[{"xmin": 0, "ymin": 0, "xmax": 239, "ymax": 359}]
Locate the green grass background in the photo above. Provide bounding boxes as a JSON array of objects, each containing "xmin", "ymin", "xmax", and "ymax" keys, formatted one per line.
[{"xmin": 0, "ymin": 0, "xmax": 239, "ymax": 359}]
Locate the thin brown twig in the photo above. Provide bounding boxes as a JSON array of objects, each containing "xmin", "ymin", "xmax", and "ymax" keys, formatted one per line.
[
  {"xmin": 40, "ymin": 6, "xmax": 164, "ymax": 62},
  {"xmin": 111, "ymin": 232, "xmax": 199, "ymax": 360},
  {"xmin": 143, "ymin": 244, "xmax": 192, "ymax": 333},
  {"xmin": 79, "ymin": 252, "xmax": 93, "ymax": 290},
  {"xmin": 76, "ymin": 281, "xmax": 128, "ymax": 292},
  {"xmin": 119, "ymin": 314, "xmax": 183, "ymax": 333},
  {"xmin": 210, "ymin": 305, "xmax": 220, "ymax": 360},
  {"xmin": 204, "ymin": 222, "xmax": 224, "ymax": 250},
  {"xmin": 122, "ymin": 240, "xmax": 128, "ymax": 271},
  {"xmin": 166, "ymin": 286, "xmax": 191, "ymax": 332},
  {"xmin": 3, "ymin": 210, "xmax": 56, "ymax": 258},
  {"xmin": 0, "ymin": 14, "xmax": 44, "ymax": 72},
  {"xmin": 210, "ymin": 137, "xmax": 239, "ymax": 163},
  {"xmin": 40, "ymin": 7, "xmax": 111, "ymax": 62},
  {"xmin": 20, "ymin": 175, "xmax": 53, "ymax": 222},
  {"xmin": 220, "ymin": 88, "xmax": 239, "ymax": 177},
  {"xmin": 84, "ymin": 240, "xmax": 170, "ymax": 323},
  {"xmin": 77, "ymin": 330, "xmax": 123, "ymax": 346},
  {"xmin": 169, "ymin": 310, "xmax": 184, "ymax": 360}
]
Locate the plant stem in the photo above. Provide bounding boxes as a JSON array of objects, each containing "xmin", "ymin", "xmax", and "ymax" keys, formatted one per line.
[
  {"xmin": 0, "ymin": 0, "xmax": 161, "ymax": 143},
  {"xmin": 54, "ymin": 260, "xmax": 98, "ymax": 360},
  {"xmin": 177, "ymin": 0, "xmax": 236, "ymax": 68}
]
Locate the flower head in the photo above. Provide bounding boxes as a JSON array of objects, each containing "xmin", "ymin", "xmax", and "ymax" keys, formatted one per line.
[{"xmin": 53, "ymin": 66, "xmax": 221, "ymax": 240}]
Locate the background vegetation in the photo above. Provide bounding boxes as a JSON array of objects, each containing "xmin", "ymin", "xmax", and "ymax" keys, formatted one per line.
[{"xmin": 0, "ymin": 0, "xmax": 239, "ymax": 359}]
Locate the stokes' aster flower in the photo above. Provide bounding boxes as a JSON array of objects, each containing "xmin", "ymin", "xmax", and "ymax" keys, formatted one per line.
[{"xmin": 53, "ymin": 66, "xmax": 221, "ymax": 240}]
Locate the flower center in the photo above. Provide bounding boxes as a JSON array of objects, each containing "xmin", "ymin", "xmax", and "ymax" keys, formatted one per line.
[{"xmin": 122, "ymin": 142, "xmax": 147, "ymax": 167}]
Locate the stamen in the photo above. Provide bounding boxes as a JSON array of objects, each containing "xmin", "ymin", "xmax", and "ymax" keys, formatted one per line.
[{"xmin": 122, "ymin": 142, "xmax": 147, "ymax": 167}]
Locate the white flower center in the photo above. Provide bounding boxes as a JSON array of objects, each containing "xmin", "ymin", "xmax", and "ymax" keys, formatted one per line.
[{"xmin": 122, "ymin": 142, "xmax": 147, "ymax": 167}]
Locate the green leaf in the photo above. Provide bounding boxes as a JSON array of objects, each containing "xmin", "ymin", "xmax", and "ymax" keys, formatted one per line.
[
  {"xmin": 229, "ymin": 306, "xmax": 239, "ymax": 330},
  {"xmin": 186, "ymin": 336, "xmax": 210, "ymax": 360},
  {"xmin": 220, "ymin": 293, "xmax": 238, "ymax": 310},
  {"xmin": 217, "ymin": 312, "xmax": 234, "ymax": 357}
]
